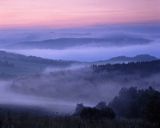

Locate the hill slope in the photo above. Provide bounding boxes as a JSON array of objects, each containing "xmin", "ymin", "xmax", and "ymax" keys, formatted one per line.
[
  {"xmin": 94, "ymin": 54, "xmax": 158, "ymax": 64},
  {"xmin": 0, "ymin": 51, "xmax": 77, "ymax": 78}
]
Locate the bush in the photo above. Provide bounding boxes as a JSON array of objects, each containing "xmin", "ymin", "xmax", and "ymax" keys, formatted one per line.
[{"xmin": 74, "ymin": 102, "xmax": 115, "ymax": 120}]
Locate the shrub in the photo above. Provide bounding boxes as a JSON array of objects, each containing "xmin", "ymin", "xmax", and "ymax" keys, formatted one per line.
[{"xmin": 74, "ymin": 102, "xmax": 115, "ymax": 120}]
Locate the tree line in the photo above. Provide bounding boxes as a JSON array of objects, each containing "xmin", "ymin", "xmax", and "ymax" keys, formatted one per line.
[{"xmin": 74, "ymin": 86, "xmax": 160, "ymax": 123}]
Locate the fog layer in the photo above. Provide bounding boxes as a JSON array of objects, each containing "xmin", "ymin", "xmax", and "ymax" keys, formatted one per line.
[
  {"xmin": 0, "ymin": 24, "xmax": 160, "ymax": 61},
  {"xmin": 4, "ymin": 65, "xmax": 160, "ymax": 113},
  {"xmin": 0, "ymin": 81, "xmax": 75, "ymax": 113}
]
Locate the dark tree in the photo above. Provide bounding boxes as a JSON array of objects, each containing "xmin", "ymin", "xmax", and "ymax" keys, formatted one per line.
[
  {"xmin": 109, "ymin": 86, "xmax": 160, "ymax": 123},
  {"xmin": 74, "ymin": 102, "xmax": 115, "ymax": 120}
]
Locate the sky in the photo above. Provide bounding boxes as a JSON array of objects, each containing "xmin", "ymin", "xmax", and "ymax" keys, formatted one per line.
[
  {"xmin": 0, "ymin": 0, "xmax": 160, "ymax": 61},
  {"xmin": 0, "ymin": 0, "xmax": 160, "ymax": 28}
]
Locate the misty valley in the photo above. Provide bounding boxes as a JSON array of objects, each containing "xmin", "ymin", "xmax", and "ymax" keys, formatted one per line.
[
  {"xmin": 0, "ymin": 50, "xmax": 159, "ymax": 127},
  {"xmin": 0, "ymin": 0, "xmax": 160, "ymax": 127}
]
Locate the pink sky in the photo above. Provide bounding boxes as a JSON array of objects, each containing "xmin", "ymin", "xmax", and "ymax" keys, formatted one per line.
[{"xmin": 0, "ymin": 0, "xmax": 160, "ymax": 28}]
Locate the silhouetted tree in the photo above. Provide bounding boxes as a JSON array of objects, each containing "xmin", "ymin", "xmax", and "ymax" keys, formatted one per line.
[
  {"xmin": 74, "ymin": 103, "xmax": 84, "ymax": 115},
  {"xmin": 95, "ymin": 101, "xmax": 107, "ymax": 110},
  {"xmin": 74, "ymin": 102, "xmax": 115, "ymax": 120},
  {"xmin": 109, "ymin": 86, "xmax": 160, "ymax": 123}
]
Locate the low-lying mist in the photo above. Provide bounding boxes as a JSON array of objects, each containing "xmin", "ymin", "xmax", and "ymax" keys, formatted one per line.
[
  {"xmin": 1, "ymin": 65, "xmax": 159, "ymax": 114},
  {"xmin": 2, "ymin": 41, "xmax": 160, "ymax": 62},
  {"xmin": 0, "ymin": 80, "xmax": 75, "ymax": 114},
  {"xmin": 1, "ymin": 24, "xmax": 160, "ymax": 61}
]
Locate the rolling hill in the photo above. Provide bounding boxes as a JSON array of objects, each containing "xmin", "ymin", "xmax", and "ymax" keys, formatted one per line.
[
  {"xmin": 3, "ymin": 35, "xmax": 151, "ymax": 49},
  {"xmin": 94, "ymin": 54, "xmax": 158, "ymax": 64},
  {"xmin": 0, "ymin": 51, "xmax": 78, "ymax": 78},
  {"xmin": 0, "ymin": 50, "xmax": 158, "ymax": 78}
]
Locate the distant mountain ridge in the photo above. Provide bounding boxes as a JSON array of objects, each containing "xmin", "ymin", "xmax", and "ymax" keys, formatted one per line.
[
  {"xmin": 109, "ymin": 54, "xmax": 157, "ymax": 62},
  {"xmin": 94, "ymin": 54, "xmax": 158, "ymax": 64},
  {"xmin": 3, "ymin": 35, "xmax": 151, "ymax": 49}
]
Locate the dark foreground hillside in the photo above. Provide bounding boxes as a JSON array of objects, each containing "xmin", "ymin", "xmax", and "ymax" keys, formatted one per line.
[
  {"xmin": 0, "ymin": 113, "xmax": 157, "ymax": 128},
  {"xmin": 0, "ymin": 87, "xmax": 160, "ymax": 128}
]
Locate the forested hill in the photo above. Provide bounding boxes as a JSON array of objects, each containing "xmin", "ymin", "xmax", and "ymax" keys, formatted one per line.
[
  {"xmin": 93, "ymin": 54, "xmax": 158, "ymax": 64},
  {"xmin": 0, "ymin": 51, "xmax": 78, "ymax": 78},
  {"xmin": 93, "ymin": 60, "xmax": 160, "ymax": 75}
]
